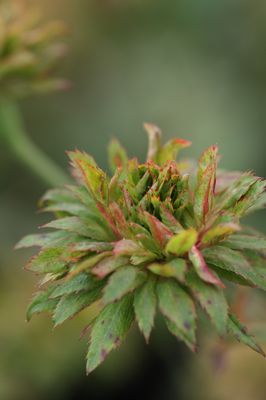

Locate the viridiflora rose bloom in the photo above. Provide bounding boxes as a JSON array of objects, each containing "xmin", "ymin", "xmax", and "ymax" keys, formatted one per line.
[{"xmin": 17, "ymin": 124, "xmax": 266, "ymax": 373}]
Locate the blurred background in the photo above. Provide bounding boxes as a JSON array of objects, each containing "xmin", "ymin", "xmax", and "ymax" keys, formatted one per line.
[{"xmin": 1, "ymin": 0, "xmax": 266, "ymax": 399}]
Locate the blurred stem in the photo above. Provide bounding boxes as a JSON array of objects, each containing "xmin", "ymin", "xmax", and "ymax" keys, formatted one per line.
[{"xmin": 0, "ymin": 98, "xmax": 70, "ymax": 187}]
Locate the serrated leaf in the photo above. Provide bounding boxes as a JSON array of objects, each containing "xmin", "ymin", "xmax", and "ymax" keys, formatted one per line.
[
  {"xmin": 15, "ymin": 233, "xmax": 59, "ymax": 249},
  {"xmin": 202, "ymin": 246, "xmax": 266, "ymax": 290},
  {"xmin": 103, "ymin": 266, "xmax": 146, "ymax": 304},
  {"xmin": 148, "ymin": 258, "xmax": 187, "ymax": 282},
  {"xmin": 27, "ymin": 287, "xmax": 59, "ymax": 321},
  {"xmin": 232, "ymin": 178, "xmax": 265, "ymax": 216},
  {"xmin": 108, "ymin": 138, "xmax": 128, "ymax": 173},
  {"xmin": 134, "ymin": 277, "xmax": 157, "ymax": 342},
  {"xmin": 186, "ymin": 272, "xmax": 228, "ymax": 335},
  {"xmin": 217, "ymin": 174, "xmax": 258, "ymax": 212},
  {"xmin": 40, "ymin": 187, "xmax": 78, "ymax": 207},
  {"xmin": 157, "ymin": 279, "xmax": 197, "ymax": 347},
  {"xmin": 188, "ymin": 246, "xmax": 224, "ymax": 287},
  {"xmin": 216, "ymin": 170, "xmax": 243, "ymax": 193},
  {"xmin": 50, "ymin": 273, "xmax": 97, "ymax": 298},
  {"xmin": 86, "ymin": 294, "xmax": 134, "ymax": 374},
  {"xmin": 27, "ymin": 248, "xmax": 68, "ymax": 274},
  {"xmin": 165, "ymin": 317, "xmax": 196, "ymax": 352},
  {"xmin": 43, "ymin": 216, "xmax": 112, "ymax": 241},
  {"xmin": 222, "ymin": 235, "xmax": 266, "ymax": 252},
  {"xmin": 209, "ymin": 267, "xmax": 253, "ymax": 287},
  {"xmin": 42, "ymin": 202, "xmax": 89, "ymax": 218},
  {"xmin": 165, "ymin": 228, "xmax": 197, "ymax": 256},
  {"xmin": 53, "ymin": 286, "xmax": 103, "ymax": 326},
  {"xmin": 228, "ymin": 314, "xmax": 265, "ymax": 357},
  {"xmin": 68, "ymin": 150, "xmax": 107, "ymax": 200},
  {"xmin": 247, "ymin": 190, "xmax": 266, "ymax": 213}
]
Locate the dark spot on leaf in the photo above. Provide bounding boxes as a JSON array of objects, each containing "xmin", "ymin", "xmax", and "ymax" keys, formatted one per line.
[
  {"xmin": 241, "ymin": 326, "xmax": 247, "ymax": 334},
  {"xmin": 184, "ymin": 321, "xmax": 191, "ymax": 330},
  {"xmin": 101, "ymin": 349, "xmax": 107, "ymax": 361},
  {"xmin": 207, "ymin": 299, "xmax": 212, "ymax": 305},
  {"xmin": 114, "ymin": 336, "xmax": 121, "ymax": 345}
]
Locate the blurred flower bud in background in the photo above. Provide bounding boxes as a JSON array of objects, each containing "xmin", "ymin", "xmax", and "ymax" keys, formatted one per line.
[{"xmin": 0, "ymin": 0, "xmax": 69, "ymax": 98}]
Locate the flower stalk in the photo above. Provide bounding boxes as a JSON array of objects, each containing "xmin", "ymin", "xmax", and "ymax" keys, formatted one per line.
[{"xmin": 0, "ymin": 98, "xmax": 69, "ymax": 186}]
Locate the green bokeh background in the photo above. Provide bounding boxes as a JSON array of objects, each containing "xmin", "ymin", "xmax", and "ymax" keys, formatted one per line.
[{"xmin": 0, "ymin": 1, "xmax": 266, "ymax": 399}]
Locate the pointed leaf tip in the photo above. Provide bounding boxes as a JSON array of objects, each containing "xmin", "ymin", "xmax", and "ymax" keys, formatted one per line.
[
  {"xmin": 228, "ymin": 314, "xmax": 265, "ymax": 357},
  {"xmin": 108, "ymin": 138, "xmax": 128, "ymax": 173},
  {"xmin": 144, "ymin": 123, "xmax": 162, "ymax": 162}
]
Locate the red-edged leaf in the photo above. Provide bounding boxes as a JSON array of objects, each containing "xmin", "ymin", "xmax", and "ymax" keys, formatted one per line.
[
  {"xmin": 158, "ymin": 138, "xmax": 191, "ymax": 165},
  {"xmin": 68, "ymin": 150, "xmax": 107, "ymax": 200},
  {"xmin": 96, "ymin": 202, "xmax": 121, "ymax": 239},
  {"xmin": 109, "ymin": 202, "xmax": 131, "ymax": 237},
  {"xmin": 188, "ymin": 246, "xmax": 225, "ymax": 288},
  {"xmin": 194, "ymin": 145, "xmax": 218, "ymax": 225},
  {"xmin": 108, "ymin": 138, "xmax": 128, "ymax": 173},
  {"xmin": 143, "ymin": 212, "xmax": 173, "ymax": 249}
]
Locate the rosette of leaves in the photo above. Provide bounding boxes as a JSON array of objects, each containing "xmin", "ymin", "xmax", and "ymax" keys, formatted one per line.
[
  {"xmin": 0, "ymin": 0, "xmax": 68, "ymax": 98},
  {"xmin": 17, "ymin": 123, "xmax": 266, "ymax": 373}
]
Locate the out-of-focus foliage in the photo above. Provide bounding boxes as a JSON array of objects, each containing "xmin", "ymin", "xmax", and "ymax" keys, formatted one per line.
[
  {"xmin": 18, "ymin": 126, "xmax": 266, "ymax": 373},
  {"xmin": 0, "ymin": 0, "xmax": 68, "ymax": 98}
]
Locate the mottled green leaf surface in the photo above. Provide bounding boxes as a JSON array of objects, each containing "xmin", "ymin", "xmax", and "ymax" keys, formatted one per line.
[
  {"xmin": 134, "ymin": 278, "xmax": 157, "ymax": 342},
  {"xmin": 103, "ymin": 266, "xmax": 146, "ymax": 304},
  {"xmin": 157, "ymin": 279, "xmax": 197, "ymax": 347},
  {"xmin": 187, "ymin": 272, "xmax": 228, "ymax": 335},
  {"xmin": 86, "ymin": 295, "xmax": 134, "ymax": 373}
]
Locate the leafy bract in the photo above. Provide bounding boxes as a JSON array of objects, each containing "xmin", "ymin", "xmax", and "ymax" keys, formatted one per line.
[
  {"xmin": 134, "ymin": 277, "xmax": 157, "ymax": 342},
  {"xmin": 194, "ymin": 145, "xmax": 218, "ymax": 225},
  {"xmin": 157, "ymin": 279, "xmax": 197, "ymax": 349},
  {"xmin": 203, "ymin": 246, "xmax": 266, "ymax": 290},
  {"xmin": 108, "ymin": 139, "xmax": 128, "ymax": 173},
  {"xmin": 187, "ymin": 272, "xmax": 228, "ymax": 335},
  {"xmin": 86, "ymin": 295, "xmax": 134, "ymax": 374},
  {"xmin": 27, "ymin": 287, "xmax": 59, "ymax": 321},
  {"xmin": 53, "ymin": 287, "xmax": 103, "ymax": 326},
  {"xmin": 18, "ymin": 125, "xmax": 266, "ymax": 373},
  {"xmin": 103, "ymin": 266, "xmax": 146, "ymax": 304}
]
